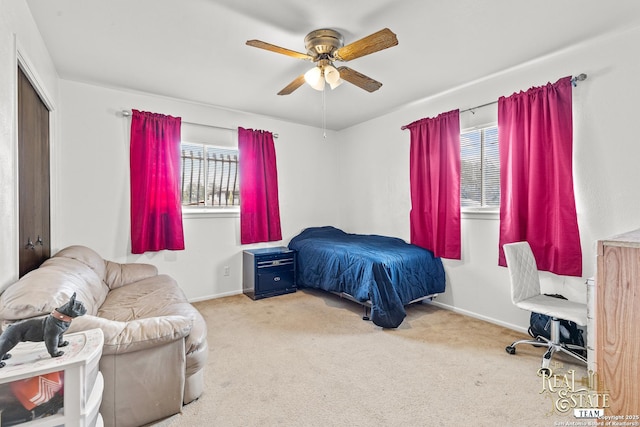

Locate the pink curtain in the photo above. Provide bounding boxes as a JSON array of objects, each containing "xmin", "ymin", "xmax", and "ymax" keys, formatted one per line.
[
  {"xmin": 129, "ymin": 109, "xmax": 185, "ymax": 254},
  {"xmin": 403, "ymin": 110, "xmax": 461, "ymax": 259},
  {"xmin": 238, "ymin": 127, "xmax": 282, "ymax": 244},
  {"xmin": 498, "ymin": 76, "xmax": 582, "ymax": 276}
]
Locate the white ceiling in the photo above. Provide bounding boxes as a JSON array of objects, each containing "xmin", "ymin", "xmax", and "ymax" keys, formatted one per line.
[{"xmin": 26, "ymin": 0, "xmax": 640, "ymax": 130}]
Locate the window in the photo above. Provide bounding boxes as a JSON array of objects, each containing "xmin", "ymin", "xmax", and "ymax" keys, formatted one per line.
[
  {"xmin": 460, "ymin": 125, "xmax": 499, "ymax": 208},
  {"xmin": 180, "ymin": 142, "xmax": 239, "ymax": 209}
]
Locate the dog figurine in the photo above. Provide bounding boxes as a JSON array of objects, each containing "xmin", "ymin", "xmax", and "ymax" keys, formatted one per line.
[{"xmin": 0, "ymin": 292, "xmax": 87, "ymax": 368}]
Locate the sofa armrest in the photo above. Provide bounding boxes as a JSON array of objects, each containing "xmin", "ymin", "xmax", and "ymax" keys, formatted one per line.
[
  {"xmin": 68, "ymin": 314, "xmax": 192, "ymax": 355},
  {"xmin": 104, "ymin": 260, "xmax": 158, "ymax": 290}
]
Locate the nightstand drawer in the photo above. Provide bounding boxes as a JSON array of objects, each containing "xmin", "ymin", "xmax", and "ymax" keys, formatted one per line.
[
  {"xmin": 256, "ymin": 256, "xmax": 295, "ymax": 270},
  {"xmin": 257, "ymin": 269, "xmax": 295, "ymax": 293}
]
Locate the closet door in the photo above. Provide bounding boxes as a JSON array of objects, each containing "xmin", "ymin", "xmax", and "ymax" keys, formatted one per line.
[{"xmin": 18, "ymin": 66, "xmax": 50, "ymax": 277}]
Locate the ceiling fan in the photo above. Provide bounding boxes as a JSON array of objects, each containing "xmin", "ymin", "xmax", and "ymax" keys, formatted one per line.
[{"xmin": 246, "ymin": 28, "xmax": 398, "ymax": 95}]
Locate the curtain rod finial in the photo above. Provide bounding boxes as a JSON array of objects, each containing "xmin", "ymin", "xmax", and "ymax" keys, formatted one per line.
[{"xmin": 571, "ymin": 73, "xmax": 587, "ymax": 87}]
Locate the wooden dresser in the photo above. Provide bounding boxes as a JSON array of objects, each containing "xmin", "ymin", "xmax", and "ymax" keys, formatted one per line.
[{"xmin": 596, "ymin": 229, "xmax": 640, "ymax": 415}]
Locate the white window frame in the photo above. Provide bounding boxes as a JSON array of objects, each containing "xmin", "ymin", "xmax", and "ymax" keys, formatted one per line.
[
  {"xmin": 460, "ymin": 123, "xmax": 500, "ymax": 220},
  {"xmin": 180, "ymin": 141, "xmax": 240, "ymax": 218}
]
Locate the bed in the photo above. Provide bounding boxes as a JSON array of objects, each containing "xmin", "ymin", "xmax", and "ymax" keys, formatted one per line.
[{"xmin": 288, "ymin": 226, "xmax": 446, "ymax": 328}]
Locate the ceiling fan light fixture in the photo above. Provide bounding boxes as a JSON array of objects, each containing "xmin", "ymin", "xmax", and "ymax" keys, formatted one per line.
[
  {"xmin": 304, "ymin": 66, "xmax": 325, "ymax": 91},
  {"xmin": 324, "ymin": 65, "xmax": 340, "ymax": 85}
]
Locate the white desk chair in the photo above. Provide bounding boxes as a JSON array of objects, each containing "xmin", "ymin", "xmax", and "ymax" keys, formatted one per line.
[{"xmin": 503, "ymin": 241, "xmax": 587, "ymax": 374}]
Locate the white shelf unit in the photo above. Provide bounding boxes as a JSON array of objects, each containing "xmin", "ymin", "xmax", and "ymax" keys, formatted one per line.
[{"xmin": 0, "ymin": 328, "xmax": 104, "ymax": 427}]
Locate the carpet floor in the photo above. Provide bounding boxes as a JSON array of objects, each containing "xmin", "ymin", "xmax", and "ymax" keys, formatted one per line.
[{"xmin": 152, "ymin": 289, "xmax": 588, "ymax": 427}]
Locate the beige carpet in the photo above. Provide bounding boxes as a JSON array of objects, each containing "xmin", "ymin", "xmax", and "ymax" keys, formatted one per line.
[{"xmin": 153, "ymin": 289, "xmax": 588, "ymax": 427}]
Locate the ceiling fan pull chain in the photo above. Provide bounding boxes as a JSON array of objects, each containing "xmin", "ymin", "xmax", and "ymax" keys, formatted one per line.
[{"xmin": 322, "ymin": 87, "xmax": 327, "ymax": 139}]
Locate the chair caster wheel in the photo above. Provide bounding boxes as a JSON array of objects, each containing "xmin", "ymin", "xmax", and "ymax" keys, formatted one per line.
[
  {"xmin": 505, "ymin": 345, "xmax": 516, "ymax": 354},
  {"xmin": 539, "ymin": 368, "xmax": 551, "ymax": 376}
]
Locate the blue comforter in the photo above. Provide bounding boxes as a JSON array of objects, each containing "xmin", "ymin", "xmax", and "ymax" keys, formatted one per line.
[{"xmin": 288, "ymin": 226, "xmax": 446, "ymax": 328}]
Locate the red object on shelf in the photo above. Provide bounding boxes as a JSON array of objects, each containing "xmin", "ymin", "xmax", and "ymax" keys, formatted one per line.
[{"xmin": 10, "ymin": 371, "xmax": 64, "ymax": 410}]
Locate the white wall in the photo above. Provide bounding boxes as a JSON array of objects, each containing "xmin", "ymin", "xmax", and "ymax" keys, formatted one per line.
[
  {"xmin": 56, "ymin": 80, "xmax": 339, "ymax": 300},
  {"xmin": 0, "ymin": 0, "xmax": 59, "ymax": 290},
  {"xmin": 338, "ymin": 24, "xmax": 640, "ymax": 332}
]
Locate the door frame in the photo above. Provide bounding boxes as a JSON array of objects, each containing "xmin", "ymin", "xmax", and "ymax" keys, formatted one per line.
[{"xmin": 14, "ymin": 36, "xmax": 58, "ymax": 278}]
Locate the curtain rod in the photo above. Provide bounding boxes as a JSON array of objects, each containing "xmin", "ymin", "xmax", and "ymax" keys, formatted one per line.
[
  {"xmin": 120, "ymin": 110, "xmax": 278, "ymax": 138},
  {"xmin": 459, "ymin": 73, "xmax": 587, "ymax": 114}
]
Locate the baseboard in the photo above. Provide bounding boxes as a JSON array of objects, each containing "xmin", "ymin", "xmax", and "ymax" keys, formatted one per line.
[
  {"xmin": 189, "ymin": 289, "xmax": 243, "ymax": 303},
  {"xmin": 429, "ymin": 300, "xmax": 529, "ymax": 335}
]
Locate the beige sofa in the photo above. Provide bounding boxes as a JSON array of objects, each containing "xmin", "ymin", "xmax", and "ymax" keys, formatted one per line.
[{"xmin": 0, "ymin": 245, "xmax": 208, "ymax": 427}]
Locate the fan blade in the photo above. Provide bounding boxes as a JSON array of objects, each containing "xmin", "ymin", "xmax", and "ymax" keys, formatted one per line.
[
  {"xmin": 246, "ymin": 40, "xmax": 314, "ymax": 61},
  {"xmin": 337, "ymin": 67, "xmax": 382, "ymax": 92},
  {"xmin": 334, "ymin": 28, "xmax": 398, "ymax": 61},
  {"xmin": 278, "ymin": 74, "xmax": 306, "ymax": 95}
]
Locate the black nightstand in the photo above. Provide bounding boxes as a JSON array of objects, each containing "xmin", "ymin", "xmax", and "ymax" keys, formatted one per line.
[{"xmin": 242, "ymin": 247, "xmax": 297, "ymax": 300}]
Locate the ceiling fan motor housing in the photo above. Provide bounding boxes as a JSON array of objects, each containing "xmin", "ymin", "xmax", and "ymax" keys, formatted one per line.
[{"xmin": 304, "ymin": 29, "xmax": 344, "ymax": 58}]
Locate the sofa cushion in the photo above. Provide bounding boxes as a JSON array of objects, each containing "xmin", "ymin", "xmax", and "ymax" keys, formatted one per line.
[
  {"xmin": 97, "ymin": 274, "xmax": 189, "ymax": 320},
  {"xmin": 0, "ymin": 256, "xmax": 110, "ymax": 320},
  {"xmin": 53, "ymin": 245, "xmax": 108, "ymax": 281},
  {"xmin": 104, "ymin": 260, "xmax": 158, "ymax": 290},
  {"xmin": 97, "ymin": 274, "xmax": 208, "ymax": 360},
  {"xmin": 68, "ymin": 314, "xmax": 192, "ymax": 355}
]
